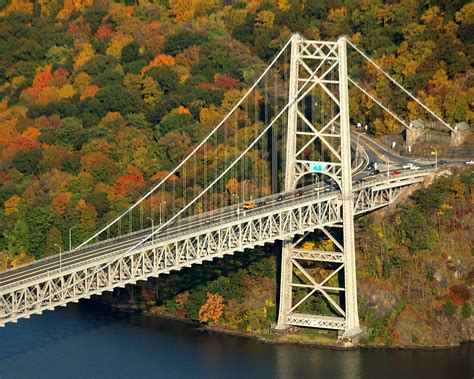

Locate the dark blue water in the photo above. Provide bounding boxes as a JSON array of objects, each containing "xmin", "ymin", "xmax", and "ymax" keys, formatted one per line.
[{"xmin": 0, "ymin": 302, "xmax": 472, "ymax": 379}]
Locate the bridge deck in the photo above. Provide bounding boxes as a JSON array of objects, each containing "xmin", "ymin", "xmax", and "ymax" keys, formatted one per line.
[{"xmin": 0, "ymin": 169, "xmax": 433, "ymax": 326}]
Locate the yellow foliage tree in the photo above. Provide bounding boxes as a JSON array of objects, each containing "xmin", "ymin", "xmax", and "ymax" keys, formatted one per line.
[
  {"xmin": 141, "ymin": 77, "xmax": 162, "ymax": 105},
  {"xmin": 200, "ymin": 105, "xmax": 222, "ymax": 126},
  {"xmin": 455, "ymin": 2, "xmax": 474, "ymax": 24},
  {"xmin": 0, "ymin": 0, "xmax": 33, "ymax": 16},
  {"xmin": 451, "ymin": 176, "xmax": 466, "ymax": 199},
  {"xmin": 277, "ymin": 0, "xmax": 290, "ymax": 11},
  {"xmin": 57, "ymin": 0, "xmax": 93, "ymax": 21},
  {"xmin": 4, "ymin": 194, "xmax": 21, "ymax": 216},
  {"xmin": 75, "ymin": 199, "xmax": 98, "ymax": 231},
  {"xmin": 74, "ymin": 43, "xmax": 95, "ymax": 70},
  {"xmin": 106, "ymin": 32, "xmax": 134, "ymax": 60},
  {"xmin": 169, "ymin": 0, "xmax": 195, "ymax": 23},
  {"xmin": 73, "ymin": 72, "xmax": 93, "ymax": 92},
  {"xmin": 222, "ymin": 89, "xmax": 242, "ymax": 112},
  {"xmin": 255, "ymin": 10, "xmax": 275, "ymax": 29}
]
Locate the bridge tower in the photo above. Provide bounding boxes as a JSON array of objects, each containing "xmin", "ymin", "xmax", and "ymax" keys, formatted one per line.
[{"xmin": 276, "ymin": 35, "xmax": 361, "ymax": 338}]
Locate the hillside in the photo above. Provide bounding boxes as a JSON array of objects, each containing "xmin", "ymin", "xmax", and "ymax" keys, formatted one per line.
[{"xmin": 0, "ymin": 0, "xmax": 473, "ymax": 265}]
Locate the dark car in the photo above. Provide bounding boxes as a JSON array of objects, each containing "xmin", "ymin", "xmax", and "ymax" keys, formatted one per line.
[
  {"xmin": 295, "ymin": 190, "xmax": 304, "ymax": 197},
  {"xmin": 371, "ymin": 169, "xmax": 380, "ymax": 175},
  {"xmin": 439, "ymin": 160, "xmax": 447, "ymax": 165},
  {"xmin": 276, "ymin": 194, "xmax": 285, "ymax": 201},
  {"xmin": 256, "ymin": 201, "xmax": 266, "ymax": 207}
]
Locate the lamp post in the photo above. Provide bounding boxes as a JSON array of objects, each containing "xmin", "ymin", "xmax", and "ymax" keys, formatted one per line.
[
  {"xmin": 232, "ymin": 193, "xmax": 239, "ymax": 204},
  {"xmin": 69, "ymin": 226, "xmax": 76, "ymax": 251},
  {"xmin": 146, "ymin": 217, "xmax": 154, "ymax": 245},
  {"xmin": 315, "ymin": 175, "xmax": 320, "ymax": 200},
  {"xmin": 430, "ymin": 146, "xmax": 438, "ymax": 170},
  {"xmin": 243, "ymin": 179, "xmax": 250, "ymax": 203},
  {"xmin": 232, "ymin": 193, "xmax": 240, "ymax": 220},
  {"xmin": 54, "ymin": 243, "xmax": 62, "ymax": 272},
  {"xmin": 159, "ymin": 202, "xmax": 166, "ymax": 225}
]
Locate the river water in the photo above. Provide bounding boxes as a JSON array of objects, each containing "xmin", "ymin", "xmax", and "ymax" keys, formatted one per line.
[{"xmin": 0, "ymin": 302, "xmax": 472, "ymax": 379}]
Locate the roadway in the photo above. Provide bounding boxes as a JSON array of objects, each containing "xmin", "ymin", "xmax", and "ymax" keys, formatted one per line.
[{"xmin": 0, "ymin": 183, "xmax": 339, "ymax": 287}]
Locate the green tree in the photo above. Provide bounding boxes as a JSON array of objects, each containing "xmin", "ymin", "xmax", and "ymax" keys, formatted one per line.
[
  {"xmin": 25, "ymin": 206, "xmax": 56, "ymax": 259},
  {"xmin": 444, "ymin": 300, "xmax": 456, "ymax": 317},
  {"xmin": 39, "ymin": 117, "xmax": 86, "ymax": 150},
  {"xmin": 162, "ymin": 31, "xmax": 208, "ymax": 56},
  {"xmin": 11, "ymin": 148, "xmax": 42, "ymax": 174},
  {"xmin": 97, "ymin": 85, "xmax": 143, "ymax": 114}
]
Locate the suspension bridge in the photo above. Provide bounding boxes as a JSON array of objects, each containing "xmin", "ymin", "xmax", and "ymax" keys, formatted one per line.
[{"xmin": 0, "ymin": 35, "xmax": 454, "ymax": 337}]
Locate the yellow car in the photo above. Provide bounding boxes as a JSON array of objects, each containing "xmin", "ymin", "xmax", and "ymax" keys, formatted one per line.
[{"xmin": 243, "ymin": 201, "xmax": 256, "ymax": 210}]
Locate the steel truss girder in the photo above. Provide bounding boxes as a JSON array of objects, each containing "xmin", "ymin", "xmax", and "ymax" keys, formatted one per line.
[{"xmin": 0, "ymin": 174, "xmax": 425, "ymax": 327}]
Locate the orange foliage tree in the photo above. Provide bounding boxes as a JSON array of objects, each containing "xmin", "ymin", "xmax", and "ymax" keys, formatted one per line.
[
  {"xmin": 141, "ymin": 53, "xmax": 176, "ymax": 75},
  {"xmin": 198, "ymin": 292, "xmax": 224, "ymax": 324},
  {"xmin": 80, "ymin": 84, "xmax": 100, "ymax": 101}
]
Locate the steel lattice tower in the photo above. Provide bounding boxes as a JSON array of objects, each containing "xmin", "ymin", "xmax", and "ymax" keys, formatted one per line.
[{"xmin": 276, "ymin": 35, "xmax": 361, "ymax": 337}]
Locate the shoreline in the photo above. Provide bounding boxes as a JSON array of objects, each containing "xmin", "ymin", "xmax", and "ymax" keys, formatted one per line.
[{"xmin": 109, "ymin": 303, "xmax": 469, "ymax": 351}]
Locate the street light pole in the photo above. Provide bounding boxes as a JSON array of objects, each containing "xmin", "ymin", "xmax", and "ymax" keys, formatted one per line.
[
  {"xmin": 69, "ymin": 226, "xmax": 76, "ymax": 251},
  {"xmin": 146, "ymin": 217, "xmax": 154, "ymax": 245},
  {"xmin": 315, "ymin": 175, "xmax": 319, "ymax": 200},
  {"xmin": 54, "ymin": 243, "xmax": 62, "ymax": 272},
  {"xmin": 232, "ymin": 193, "xmax": 239, "ymax": 204},
  {"xmin": 159, "ymin": 202, "xmax": 166, "ymax": 225},
  {"xmin": 431, "ymin": 146, "xmax": 438, "ymax": 170},
  {"xmin": 242, "ymin": 179, "xmax": 250, "ymax": 203},
  {"xmin": 232, "ymin": 193, "xmax": 240, "ymax": 220}
]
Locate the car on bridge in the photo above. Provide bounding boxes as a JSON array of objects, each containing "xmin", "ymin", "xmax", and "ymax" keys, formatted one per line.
[
  {"xmin": 276, "ymin": 194, "xmax": 285, "ymax": 201},
  {"xmin": 243, "ymin": 201, "xmax": 256, "ymax": 210},
  {"xmin": 391, "ymin": 170, "xmax": 401, "ymax": 176},
  {"xmin": 402, "ymin": 163, "xmax": 414, "ymax": 169},
  {"xmin": 295, "ymin": 190, "xmax": 304, "ymax": 197},
  {"xmin": 255, "ymin": 200, "xmax": 266, "ymax": 207}
]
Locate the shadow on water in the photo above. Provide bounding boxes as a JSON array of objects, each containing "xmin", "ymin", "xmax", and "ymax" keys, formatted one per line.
[
  {"xmin": 0, "ymin": 301, "xmax": 472, "ymax": 379},
  {"xmin": 0, "ymin": 299, "xmax": 130, "ymax": 361}
]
